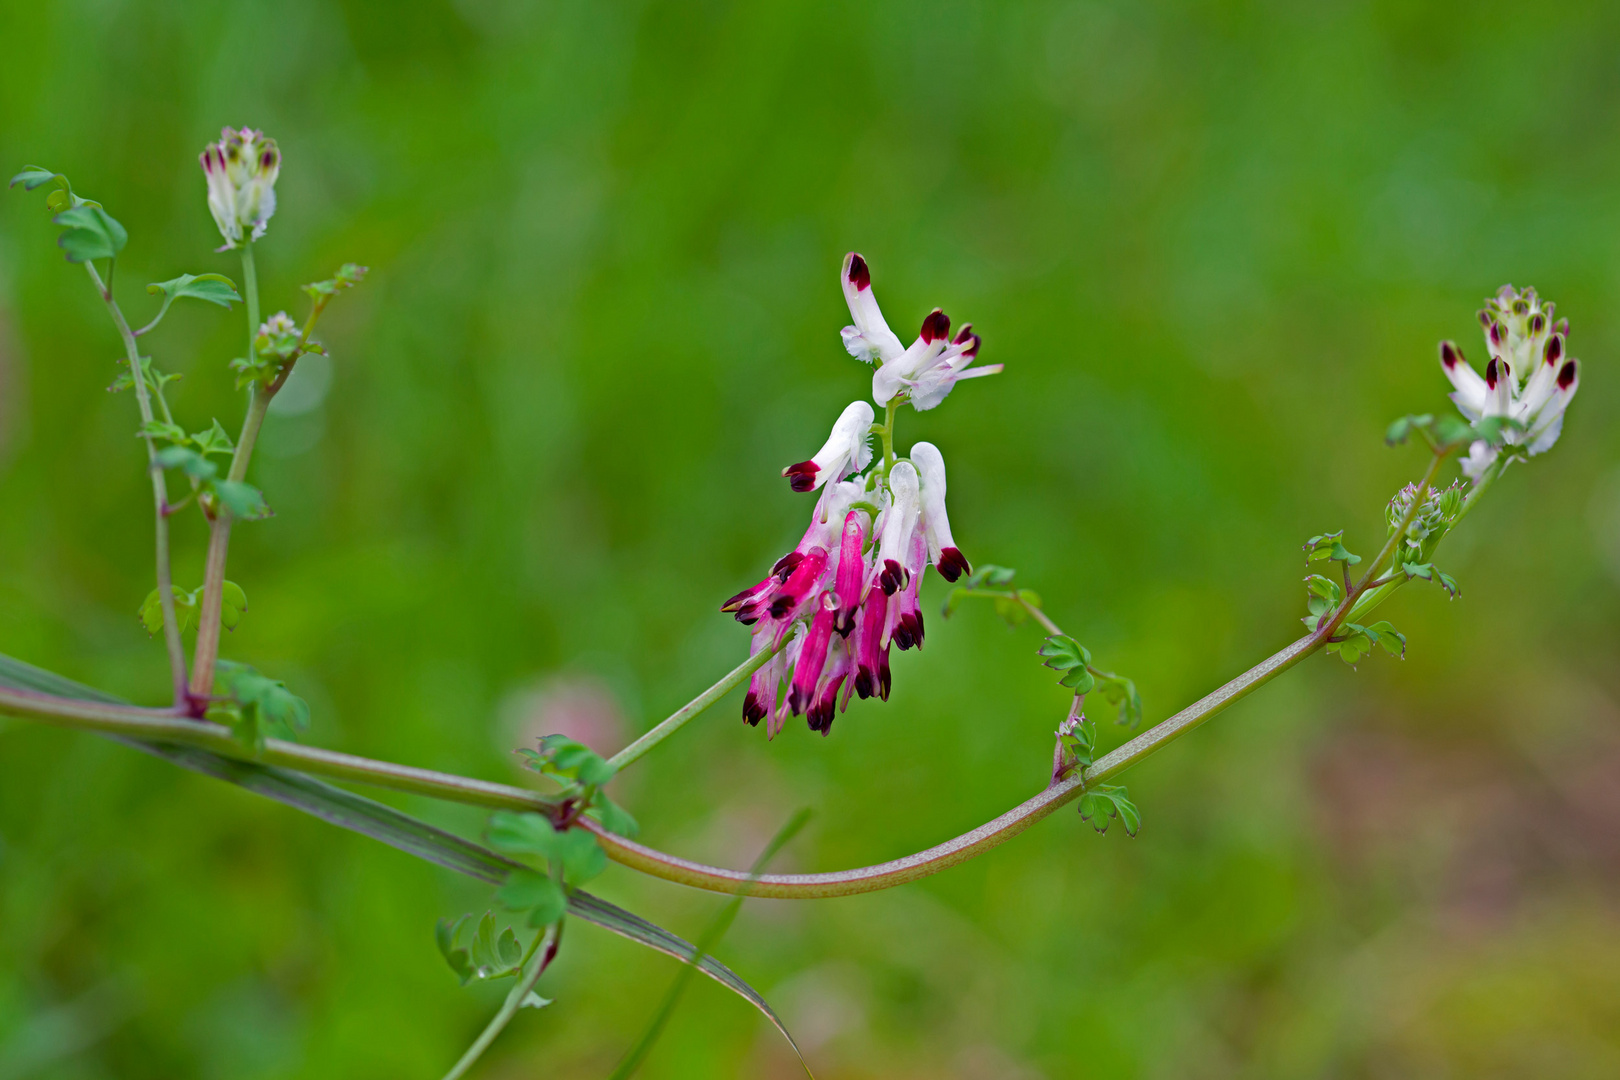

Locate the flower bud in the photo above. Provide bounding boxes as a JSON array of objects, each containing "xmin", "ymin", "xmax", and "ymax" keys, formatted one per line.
[{"xmin": 199, "ymin": 127, "xmax": 281, "ymax": 250}]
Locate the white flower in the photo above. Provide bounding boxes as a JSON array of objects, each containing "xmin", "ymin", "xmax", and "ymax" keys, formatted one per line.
[
  {"xmin": 781, "ymin": 400, "xmax": 874, "ymax": 492},
  {"xmin": 199, "ymin": 127, "xmax": 281, "ymax": 250},
  {"xmin": 838, "ymin": 252, "xmax": 1002, "ymax": 411},
  {"xmin": 1439, "ymin": 285, "xmax": 1580, "ymax": 481},
  {"xmin": 871, "ymin": 460, "xmax": 921, "ymax": 596},
  {"xmin": 909, "ymin": 441, "xmax": 971, "ymax": 582}
]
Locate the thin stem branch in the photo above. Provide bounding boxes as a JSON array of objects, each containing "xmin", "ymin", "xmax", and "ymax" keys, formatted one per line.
[
  {"xmin": 189, "ymin": 242, "xmax": 271, "ymax": 700},
  {"xmin": 0, "ymin": 440, "xmax": 1484, "ymax": 901},
  {"xmin": 85, "ymin": 262, "xmax": 189, "ymax": 707},
  {"xmin": 607, "ymin": 632, "xmax": 793, "ymax": 772},
  {"xmin": 440, "ymin": 920, "xmax": 562, "ymax": 1080}
]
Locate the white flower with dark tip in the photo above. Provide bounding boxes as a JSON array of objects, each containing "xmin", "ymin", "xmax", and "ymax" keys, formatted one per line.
[
  {"xmin": 910, "ymin": 441, "xmax": 971, "ymax": 582},
  {"xmin": 782, "ymin": 400, "xmax": 874, "ymax": 493},
  {"xmin": 1439, "ymin": 285, "xmax": 1580, "ymax": 481},
  {"xmin": 199, "ymin": 127, "xmax": 281, "ymax": 250},
  {"xmin": 838, "ymin": 252, "xmax": 1002, "ymax": 411}
]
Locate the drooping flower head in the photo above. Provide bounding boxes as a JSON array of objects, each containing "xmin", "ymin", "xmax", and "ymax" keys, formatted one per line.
[
  {"xmin": 199, "ymin": 127, "xmax": 280, "ymax": 250},
  {"xmin": 1439, "ymin": 285, "xmax": 1580, "ymax": 481},
  {"xmin": 839, "ymin": 252, "xmax": 1002, "ymax": 412}
]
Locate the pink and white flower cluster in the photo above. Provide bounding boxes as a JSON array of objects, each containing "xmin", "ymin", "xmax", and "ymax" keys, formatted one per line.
[
  {"xmin": 722, "ymin": 255, "xmax": 989, "ymax": 736},
  {"xmin": 722, "ymin": 430, "xmax": 969, "ymax": 736},
  {"xmin": 1439, "ymin": 285, "xmax": 1580, "ymax": 481},
  {"xmin": 199, "ymin": 127, "xmax": 280, "ymax": 250}
]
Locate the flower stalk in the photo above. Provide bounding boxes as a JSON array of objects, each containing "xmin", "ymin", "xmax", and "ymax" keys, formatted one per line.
[{"xmin": 84, "ymin": 261, "xmax": 189, "ymax": 707}]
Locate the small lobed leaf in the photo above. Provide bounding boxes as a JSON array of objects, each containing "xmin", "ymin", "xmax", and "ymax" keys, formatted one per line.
[
  {"xmin": 53, "ymin": 204, "xmax": 127, "ymax": 262},
  {"xmin": 588, "ymin": 790, "xmax": 640, "ymax": 838},
  {"xmin": 192, "ymin": 419, "xmax": 236, "ymax": 458},
  {"xmin": 1367, "ymin": 620, "xmax": 1406, "ymax": 659},
  {"xmin": 213, "ymin": 480, "xmax": 271, "ymax": 520},
  {"xmin": 10, "ymin": 165, "xmax": 63, "ymax": 192},
  {"xmin": 147, "ymin": 272, "xmax": 241, "ymax": 310},
  {"xmin": 154, "ymin": 446, "xmax": 218, "ymax": 481}
]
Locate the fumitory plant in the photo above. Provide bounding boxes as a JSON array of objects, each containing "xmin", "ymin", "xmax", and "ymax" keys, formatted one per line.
[{"xmin": 0, "ymin": 132, "xmax": 1586, "ymax": 1078}]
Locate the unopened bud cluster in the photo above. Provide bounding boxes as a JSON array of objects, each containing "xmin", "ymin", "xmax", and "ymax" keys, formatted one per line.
[
  {"xmin": 1386, "ymin": 482, "xmax": 1462, "ymax": 565},
  {"xmin": 199, "ymin": 127, "xmax": 280, "ymax": 250}
]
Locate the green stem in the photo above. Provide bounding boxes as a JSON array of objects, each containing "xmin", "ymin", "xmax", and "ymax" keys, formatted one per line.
[
  {"xmin": 189, "ymin": 243, "xmax": 270, "ymax": 702},
  {"xmin": 440, "ymin": 920, "xmax": 562, "ymax": 1080},
  {"xmin": 881, "ymin": 400, "xmax": 897, "ymax": 469},
  {"xmin": 607, "ymin": 632, "xmax": 794, "ymax": 772},
  {"xmin": 85, "ymin": 262, "xmax": 189, "ymax": 708}
]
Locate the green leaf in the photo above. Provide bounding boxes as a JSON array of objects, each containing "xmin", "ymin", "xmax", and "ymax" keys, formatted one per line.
[
  {"xmin": 496, "ymin": 926, "xmax": 523, "ymax": 968},
  {"xmin": 192, "ymin": 419, "xmax": 235, "ymax": 458},
  {"xmin": 52, "ymin": 204, "xmax": 127, "ymax": 262},
  {"xmin": 1078, "ymin": 783, "xmax": 1138, "ymax": 837},
  {"xmin": 147, "ymin": 272, "xmax": 240, "ymax": 310},
  {"xmin": 435, "ymin": 914, "xmax": 476, "ymax": 985},
  {"xmin": 1094, "ymin": 672, "xmax": 1143, "ymax": 728},
  {"xmin": 588, "ymin": 790, "xmax": 641, "ymax": 839},
  {"xmin": 486, "ymin": 811, "xmax": 607, "ymax": 885},
  {"xmin": 153, "ymin": 446, "xmax": 218, "ymax": 481},
  {"xmin": 1058, "ymin": 666, "xmax": 1096, "ymax": 692},
  {"xmin": 965, "ymin": 564, "xmax": 1015, "ymax": 587},
  {"xmin": 520, "ymin": 992, "xmax": 553, "ymax": 1010},
  {"xmin": 213, "ymin": 480, "xmax": 271, "ymax": 520},
  {"xmin": 138, "ymin": 419, "xmax": 187, "ymax": 444},
  {"xmin": 941, "ymin": 587, "xmax": 969, "ymax": 619},
  {"xmin": 1436, "ymin": 570, "xmax": 1461, "ymax": 598},
  {"xmin": 992, "ymin": 595, "xmax": 1027, "ymax": 627},
  {"xmin": 1039, "ymin": 635, "xmax": 1091, "ymax": 670},
  {"xmin": 498, "ymin": 869, "xmax": 569, "ymax": 926},
  {"xmin": 216, "ymin": 660, "xmax": 309, "ymax": 742},
  {"xmin": 220, "ymin": 580, "xmax": 248, "ymax": 632},
  {"xmin": 303, "ymin": 262, "xmax": 370, "ymax": 300},
  {"xmin": 10, "ymin": 165, "xmax": 63, "ymax": 191},
  {"xmin": 139, "ymin": 585, "xmax": 199, "ymax": 636},
  {"xmin": 1017, "ymin": 588, "xmax": 1043, "ymax": 610},
  {"xmin": 1433, "ymin": 415, "xmax": 1475, "ymax": 448},
  {"xmin": 1402, "ymin": 561, "xmax": 1433, "ymax": 582},
  {"xmin": 1366, "ymin": 620, "xmax": 1406, "ymax": 659},
  {"xmin": 1304, "ymin": 531, "xmax": 1361, "ymax": 566}
]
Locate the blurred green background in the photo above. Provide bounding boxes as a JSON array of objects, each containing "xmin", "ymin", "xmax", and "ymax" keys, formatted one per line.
[{"xmin": 3, "ymin": 0, "xmax": 1620, "ymax": 1076}]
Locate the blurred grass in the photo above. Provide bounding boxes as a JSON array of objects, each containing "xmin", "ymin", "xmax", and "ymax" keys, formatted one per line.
[{"xmin": 2, "ymin": 0, "xmax": 1620, "ymax": 1077}]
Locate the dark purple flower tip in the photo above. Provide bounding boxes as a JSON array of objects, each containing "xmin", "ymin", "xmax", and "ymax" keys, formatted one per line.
[
  {"xmin": 771, "ymin": 550, "xmax": 805, "ymax": 580},
  {"xmin": 787, "ymin": 684, "xmax": 812, "ymax": 717},
  {"xmin": 743, "ymin": 694, "xmax": 767, "ymax": 726},
  {"xmin": 1439, "ymin": 340, "xmax": 1462, "ymax": 369},
  {"xmin": 1485, "ymin": 358, "xmax": 1501, "ymax": 388},
  {"xmin": 847, "ymin": 253, "xmax": 871, "ymax": 291},
  {"xmin": 1558, "ymin": 359, "xmax": 1578, "ymax": 390},
  {"xmin": 1555, "ymin": 318, "xmax": 1570, "ymax": 335},
  {"xmin": 721, "ymin": 587, "xmax": 756, "ymax": 612},
  {"xmin": 1529, "ymin": 313, "xmax": 1546, "ymax": 335},
  {"xmin": 879, "ymin": 558, "xmax": 907, "ymax": 595},
  {"xmin": 920, "ymin": 308, "xmax": 950, "ymax": 344},
  {"xmin": 937, "ymin": 547, "xmax": 971, "ymax": 583},
  {"xmin": 953, "ymin": 323, "xmax": 974, "ymax": 344},
  {"xmin": 768, "ymin": 592, "xmax": 798, "ymax": 620},
  {"xmin": 834, "ymin": 609, "xmax": 857, "ymax": 637},
  {"xmin": 1488, "ymin": 322, "xmax": 1504, "ymax": 348},
  {"xmin": 1544, "ymin": 334, "xmax": 1564, "ymax": 365},
  {"xmin": 879, "ymin": 662, "xmax": 891, "ymax": 701},
  {"xmin": 853, "ymin": 668, "xmax": 876, "ymax": 700},
  {"xmin": 894, "ymin": 613, "xmax": 925, "ymax": 651},
  {"xmin": 782, "ymin": 461, "xmax": 819, "ymax": 493},
  {"xmin": 1512, "ymin": 298, "xmax": 1530, "ymax": 316}
]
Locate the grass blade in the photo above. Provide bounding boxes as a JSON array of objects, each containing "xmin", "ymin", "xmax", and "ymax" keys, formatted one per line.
[{"xmin": 0, "ymin": 652, "xmax": 802, "ymax": 1052}]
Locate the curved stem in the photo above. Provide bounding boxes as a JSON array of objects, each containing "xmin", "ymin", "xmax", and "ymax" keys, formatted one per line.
[
  {"xmin": 607, "ymin": 631, "xmax": 793, "ymax": 772},
  {"xmin": 440, "ymin": 920, "xmax": 561, "ymax": 1080},
  {"xmin": 85, "ymin": 262, "xmax": 189, "ymax": 707}
]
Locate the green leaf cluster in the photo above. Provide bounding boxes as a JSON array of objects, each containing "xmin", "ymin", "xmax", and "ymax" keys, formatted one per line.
[
  {"xmin": 209, "ymin": 660, "xmax": 310, "ymax": 754},
  {"xmin": 1300, "ymin": 573, "xmax": 1342, "ymax": 633},
  {"xmin": 139, "ymin": 580, "xmax": 246, "ymax": 635},
  {"xmin": 1057, "ymin": 714, "xmax": 1096, "ymax": 769},
  {"xmin": 1078, "ymin": 783, "xmax": 1140, "ymax": 836},
  {"xmin": 303, "ymin": 262, "xmax": 369, "ymax": 301},
  {"xmin": 515, "ymin": 734, "xmax": 639, "ymax": 837},
  {"xmin": 436, "ymin": 912, "xmax": 527, "ymax": 985},
  {"xmin": 10, "ymin": 167, "xmax": 128, "ymax": 262},
  {"xmin": 1325, "ymin": 620, "xmax": 1406, "ymax": 665},
  {"xmin": 488, "ymin": 810, "xmax": 608, "ymax": 888},
  {"xmin": 1303, "ymin": 530, "xmax": 1361, "ymax": 567},
  {"xmin": 1039, "ymin": 634, "xmax": 1094, "ymax": 691},
  {"xmin": 152, "ymin": 446, "xmax": 271, "ymax": 522}
]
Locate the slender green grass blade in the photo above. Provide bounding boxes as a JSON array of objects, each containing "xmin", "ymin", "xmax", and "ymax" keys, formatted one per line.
[
  {"xmin": 0, "ymin": 652, "xmax": 801, "ymax": 1050},
  {"xmin": 609, "ymin": 807, "xmax": 815, "ymax": 1080}
]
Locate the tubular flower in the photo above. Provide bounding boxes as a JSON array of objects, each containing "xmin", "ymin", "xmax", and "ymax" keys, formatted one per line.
[
  {"xmin": 910, "ymin": 441, "xmax": 971, "ymax": 582},
  {"xmin": 199, "ymin": 127, "xmax": 280, "ymax": 250},
  {"xmin": 1439, "ymin": 285, "xmax": 1581, "ymax": 482},
  {"xmin": 871, "ymin": 461, "xmax": 921, "ymax": 596},
  {"xmin": 782, "ymin": 401, "xmax": 875, "ymax": 493},
  {"xmin": 838, "ymin": 252, "xmax": 1002, "ymax": 411}
]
